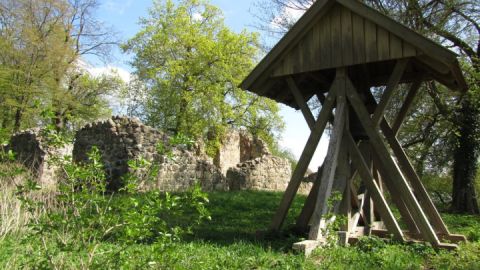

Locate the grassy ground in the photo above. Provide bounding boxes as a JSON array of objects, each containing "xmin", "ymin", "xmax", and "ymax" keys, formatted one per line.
[{"xmin": 1, "ymin": 191, "xmax": 479, "ymax": 269}]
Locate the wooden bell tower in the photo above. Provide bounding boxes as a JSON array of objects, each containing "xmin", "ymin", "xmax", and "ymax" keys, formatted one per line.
[{"xmin": 241, "ymin": 0, "xmax": 467, "ymax": 252}]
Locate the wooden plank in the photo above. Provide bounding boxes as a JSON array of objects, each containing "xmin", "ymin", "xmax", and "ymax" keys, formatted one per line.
[
  {"xmin": 372, "ymin": 59, "xmax": 409, "ymax": 126},
  {"xmin": 332, "ymin": 130, "xmax": 350, "ymax": 218},
  {"xmin": 390, "ymin": 33, "xmax": 403, "ymax": 59},
  {"xmin": 312, "ymin": 22, "xmax": 322, "ymax": 69},
  {"xmin": 352, "ymin": 14, "xmax": 366, "ymax": 64},
  {"xmin": 351, "ymin": 192, "xmax": 367, "ymax": 230},
  {"xmin": 319, "ymin": 14, "xmax": 332, "ymax": 69},
  {"xmin": 269, "ymin": 83, "xmax": 338, "ymax": 231},
  {"xmin": 240, "ymin": 0, "xmax": 335, "ymax": 90},
  {"xmin": 309, "ymin": 69, "xmax": 347, "ymax": 240},
  {"xmin": 381, "ymin": 120, "xmax": 450, "ymax": 235},
  {"xmin": 417, "ymin": 55, "xmax": 451, "ymax": 75},
  {"xmin": 392, "ymin": 77, "xmax": 422, "ymax": 134},
  {"xmin": 345, "ymin": 132, "xmax": 404, "ymax": 241},
  {"xmin": 296, "ymin": 166, "xmax": 323, "ymax": 232},
  {"xmin": 304, "ymin": 29, "xmax": 315, "ymax": 71},
  {"xmin": 337, "ymin": 0, "xmax": 457, "ymax": 64},
  {"xmin": 364, "ymin": 19, "xmax": 377, "ymax": 63},
  {"xmin": 363, "ymin": 86, "xmax": 422, "ymax": 234},
  {"xmin": 377, "ymin": 26, "xmax": 390, "ymax": 60},
  {"xmin": 358, "ymin": 142, "xmax": 375, "ymax": 230},
  {"xmin": 361, "ymin": 85, "xmax": 451, "ymax": 235},
  {"xmin": 287, "ymin": 77, "xmax": 316, "ymax": 129},
  {"xmin": 402, "ymin": 41, "xmax": 416, "ymax": 57},
  {"xmin": 330, "ymin": 5, "xmax": 343, "ymax": 67},
  {"xmin": 345, "ymin": 78, "xmax": 441, "ymax": 246},
  {"xmin": 293, "ymin": 43, "xmax": 301, "ymax": 74},
  {"xmin": 341, "ymin": 6, "xmax": 353, "ymax": 66}
]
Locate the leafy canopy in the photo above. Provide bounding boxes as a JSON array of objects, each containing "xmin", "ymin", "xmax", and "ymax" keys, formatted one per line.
[{"xmin": 123, "ymin": 0, "xmax": 284, "ymax": 151}]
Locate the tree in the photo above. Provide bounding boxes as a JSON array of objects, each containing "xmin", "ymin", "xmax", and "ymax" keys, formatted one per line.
[
  {"xmin": 123, "ymin": 0, "xmax": 284, "ymax": 154},
  {"xmin": 253, "ymin": 0, "xmax": 480, "ymax": 213},
  {"xmin": 0, "ymin": 0, "xmax": 119, "ymax": 133},
  {"xmin": 365, "ymin": 0, "xmax": 480, "ymax": 214}
]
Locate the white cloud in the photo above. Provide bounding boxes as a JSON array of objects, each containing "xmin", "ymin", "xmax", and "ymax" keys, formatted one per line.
[
  {"xmin": 192, "ymin": 12, "xmax": 203, "ymax": 21},
  {"xmin": 87, "ymin": 65, "xmax": 132, "ymax": 83},
  {"xmin": 103, "ymin": 0, "xmax": 134, "ymax": 15},
  {"xmin": 270, "ymin": 1, "xmax": 310, "ymax": 30}
]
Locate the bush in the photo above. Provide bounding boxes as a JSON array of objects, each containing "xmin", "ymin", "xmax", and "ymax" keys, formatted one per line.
[{"xmin": 14, "ymin": 146, "xmax": 210, "ymax": 268}]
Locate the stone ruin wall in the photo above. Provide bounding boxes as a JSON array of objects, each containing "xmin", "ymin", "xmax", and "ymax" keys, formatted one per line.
[
  {"xmin": 8, "ymin": 129, "xmax": 72, "ymax": 187},
  {"xmin": 227, "ymin": 156, "xmax": 291, "ymax": 192},
  {"xmin": 214, "ymin": 131, "xmax": 270, "ymax": 175},
  {"xmin": 73, "ymin": 117, "xmax": 226, "ymax": 191},
  {"xmin": 8, "ymin": 117, "xmax": 311, "ymax": 195}
]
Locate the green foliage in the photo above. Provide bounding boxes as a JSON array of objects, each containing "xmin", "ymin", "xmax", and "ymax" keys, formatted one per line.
[
  {"xmin": 2, "ymin": 189, "xmax": 480, "ymax": 269},
  {"xmin": 12, "ymin": 147, "xmax": 210, "ymax": 268},
  {"xmin": 0, "ymin": 0, "xmax": 120, "ymax": 135},
  {"xmin": 169, "ymin": 132, "xmax": 195, "ymax": 149},
  {"xmin": 429, "ymin": 242, "xmax": 480, "ymax": 270},
  {"xmin": 123, "ymin": 0, "xmax": 284, "ymax": 148}
]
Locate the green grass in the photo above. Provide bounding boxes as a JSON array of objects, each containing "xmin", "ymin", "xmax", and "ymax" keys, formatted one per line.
[{"xmin": 1, "ymin": 191, "xmax": 479, "ymax": 269}]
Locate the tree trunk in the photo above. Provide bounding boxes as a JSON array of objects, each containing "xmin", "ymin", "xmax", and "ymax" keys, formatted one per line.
[
  {"xmin": 451, "ymin": 98, "xmax": 480, "ymax": 214},
  {"xmin": 54, "ymin": 111, "xmax": 65, "ymax": 131},
  {"xmin": 13, "ymin": 107, "xmax": 23, "ymax": 133}
]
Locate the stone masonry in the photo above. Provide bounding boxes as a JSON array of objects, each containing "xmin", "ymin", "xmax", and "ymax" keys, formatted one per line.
[
  {"xmin": 9, "ymin": 116, "xmax": 299, "ymax": 194},
  {"xmin": 227, "ymin": 156, "xmax": 291, "ymax": 191},
  {"xmin": 73, "ymin": 116, "xmax": 227, "ymax": 191},
  {"xmin": 9, "ymin": 129, "xmax": 72, "ymax": 187}
]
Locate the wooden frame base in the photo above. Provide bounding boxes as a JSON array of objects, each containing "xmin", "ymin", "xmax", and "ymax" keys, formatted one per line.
[{"xmin": 270, "ymin": 64, "xmax": 465, "ymax": 253}]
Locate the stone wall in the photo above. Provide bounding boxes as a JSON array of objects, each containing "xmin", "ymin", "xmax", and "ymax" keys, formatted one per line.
[
  {"xmin": 73, "ymin": 117, "xmax": 165, "ymax": 190},
  {"xmin": 9, "ymin": 129, "xmax": 72, "ymax": 187},
  {"xmin": 8, "ymin": 116, "xmax": 296, "ymax": 194},
  {"xmin": 227, "ymin": 156, "xmax": 291, "ymax": 192},
  {"xmin": 214, "ymin": 131, "xmax": 241, "ymax": 175},
  {"xmin": 73, "ymin": 116, "xmax": 227, "ymax": 191},
  {"xmin": 239, "ymin": 131, "xmax": 270, "ymax": 161},
  {"xmin": 214, "ymin": 130, "xmax": 271, "ymax": 176}
]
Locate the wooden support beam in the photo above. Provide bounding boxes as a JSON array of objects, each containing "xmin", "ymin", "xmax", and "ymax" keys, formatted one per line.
[
  {"xmin": 296, "ymin": 166, "xmax": 323, "ymax": 232},
  {"xmin": 345, "ymin": 78, "xmax": 441, "ymax": 246},
  {"xmin": 351, "ymin": 192, "xmax": 367, "ymax": 230},
  {"xmin": 358, "ymin": 142, "xmax": 375, "ymax": 230},
  {"xmin": 381, "ymin": 120, "xmax": 450, "ymax": 235},
  {"xmin": 337, "ymin": 146, "xmax": 352, "ymax": 232},
  {"xmin": 309, "ymin": 70, "xmax": 347, "ymax": 240},
  {"xmin": 269, "ymin": 83, "xmax": 338, "ymax": 232},
  {"xmin": 372, "ymin": 59, "xmax": 409, "ymax": 126},
  {"xmin": 345, "ymin": 133, "xmax": 404, "ymax": 241},
  {"xmin": 361, "ymin": 82, "xmax": 451, "ymax": 236},
  {"xmin": 287, "ymin": 76, "xmax": 316, "ymax": 129},
  {"xmin": 371, "ymin": 152, "xmax": 421, "ymax": 234},
  {"xmin": 392, "ymin": 78, "xmax": 422, "ymax": 135}
]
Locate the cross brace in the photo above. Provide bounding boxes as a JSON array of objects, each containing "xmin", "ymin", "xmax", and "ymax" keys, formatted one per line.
[{"xmin": 269, "ymin": 64, "xmax": 465, "ymax": 253}]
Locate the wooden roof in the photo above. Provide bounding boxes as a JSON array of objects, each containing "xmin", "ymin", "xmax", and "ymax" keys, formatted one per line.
[{"xmin": 240, "ymin": 0, "xmax": 468, "ymax": 109}]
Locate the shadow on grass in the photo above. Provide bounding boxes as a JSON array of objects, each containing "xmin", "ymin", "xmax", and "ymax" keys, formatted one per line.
[
  {"xmin": 187, "ymin": 191, "xmax": 480, "ymax": 251},
  {"xmin": 188, "ymin": 191, "xmax": 308, "ymax": 251}
]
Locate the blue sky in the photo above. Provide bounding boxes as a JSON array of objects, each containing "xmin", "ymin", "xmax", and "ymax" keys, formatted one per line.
[{"xmin": 92, "ymin": 0, "xmax": 328, "ymax": 170}]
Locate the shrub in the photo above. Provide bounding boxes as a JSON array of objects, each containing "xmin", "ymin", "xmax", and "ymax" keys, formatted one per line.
[{"xmin": 14, "ymin": 146, "xmax": 210, "ymax": 268}]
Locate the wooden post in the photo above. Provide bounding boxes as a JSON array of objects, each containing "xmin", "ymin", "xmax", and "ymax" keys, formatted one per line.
[
  {"xmin": 269, "ymin": 82, "xmax": 338, "ymax": 231},
  {"xmin": 381, "ymin": 120, "xmax": 450, "ymax": 235},
  {"xmin": 287, "ymin": 76, "xmax": 316, "ymax": 128},
  {"xmin": 295, "ymin": 166, "xmax": 322, "ymax": 232},
  {"xmin": 345, "ymin": 133, "xmax": 404, "ymax": 241},
  {"xmin": 309, "ymin": 68, "xmax": 347, "ymax": 240},
  {"xmin": 372, "ymin": 59, "xmax": 409, "ymax": 126},
  {"xmin": 345, "ymin": 77, "xmax": 441, "ymax": 246},
  {"xmin": 392, "ymin": 78, "xmax": 422, "ymax": 134}
]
